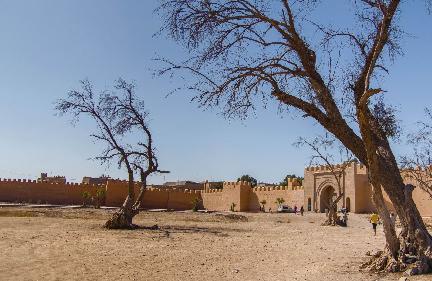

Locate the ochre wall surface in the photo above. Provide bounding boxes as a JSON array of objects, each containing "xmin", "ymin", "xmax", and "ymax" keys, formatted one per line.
[
  {"xmin": 201, "ymin": 180, "xmax": 304, "ymax": 212},
  {"xmin": 248, "ymin": 186, "xmax": 304, "ymax": 212},
  {"xmin": 1, "ymin": 165, "xmax": 432, "ymax": 216},
  {"xmin": 98, "ymin": 180, "xmax": 201, "ymax": 210},
  {"xmin": 0, "ymin": 179, "xmax": 103, "ymax": 205},
  {"xmin": 304, "ymin": 163, "xmax": 432, "ymax": 217},
  {"xmin": 0, "ymin": 179, "xmax": 200, "ymax": 210}
]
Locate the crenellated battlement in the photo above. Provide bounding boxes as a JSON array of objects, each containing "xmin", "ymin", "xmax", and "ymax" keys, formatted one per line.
[
  {"xmin": 223, "ymin": 181, "xmax": 252, "ymax": 187},
  {"xmin": 252, "ymin": 185, "xmax": 304, "ymax": 192},
  {"xmin": 305, "ymin": 162, "xmax": 366, "ymax": 173},
  {"xmin": 0, "ymin": 178, "xmax": 111, "ymax": 188}
]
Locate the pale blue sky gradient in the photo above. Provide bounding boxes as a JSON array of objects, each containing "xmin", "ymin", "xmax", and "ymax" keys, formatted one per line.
[{"xmin": 0, "ymin": 1, "xmax": 430, "ymax": 184}]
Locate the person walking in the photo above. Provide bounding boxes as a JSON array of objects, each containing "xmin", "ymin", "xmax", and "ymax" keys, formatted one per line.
[
  {"xmin": 300, "ymin": 206, "xmax": 304, "ymax": 216},
  {"xmin": 370, "ymin": 211, "xmax": 380, "ymax": 236}
]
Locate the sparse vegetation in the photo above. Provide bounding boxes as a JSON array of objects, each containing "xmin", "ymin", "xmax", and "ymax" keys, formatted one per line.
[
  {"xmin": 191, "ymin": 197, "xmax": 201, "ymax": 212},
  {"xmin": 275, "ymin": 198, "xmax": 285, "ymax": 207},
  {"xmin": 81, "ymin": 191, "xmax": 91, "ymax": 207},
  {"xmin": 236, "ymin": 175, "xmax": 257, "ymax": 187},
  {"xmin": 94, "ymin": 188, "xmax": 106, "ymax": 209},
  {"xmin": 280, "ymin": 175, "xmax": 303, "ymax": 186}
]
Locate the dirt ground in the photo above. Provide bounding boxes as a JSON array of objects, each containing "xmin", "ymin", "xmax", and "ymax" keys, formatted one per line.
[{"xmin": 0, "ymin": 207, "xmax": 431, "ymax": 281}]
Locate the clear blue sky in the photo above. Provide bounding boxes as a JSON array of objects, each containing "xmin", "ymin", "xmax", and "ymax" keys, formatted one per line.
[{"xmin": 0, "ymin": 1, "xmax": 430, "ymax": 184}]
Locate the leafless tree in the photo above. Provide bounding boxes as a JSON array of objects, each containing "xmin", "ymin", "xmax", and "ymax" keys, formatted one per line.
[
  {"xmin": 56, "ymin": 78, "xmax": 168, "ymax": 229},
  {"xmin": 158, "ymin": 0, "xmax": 432, "ymax": 275},
  {"xmin": 401, "ymin": 108, "xmax": 432, "ymax": 198},
  {"xmin": 295, "ymin": 135, "xmax": 356, "ymax": 226}
]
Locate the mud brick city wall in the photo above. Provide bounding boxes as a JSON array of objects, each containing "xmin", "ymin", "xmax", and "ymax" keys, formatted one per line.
[
  {"xmin": 0, "ymin": 179, "xmax": 200, "ymax": 210},
  {"xmin": 303, "ymin": 163, "xmax": 432, "ymax": 216},
  {"xmin": 1, "ymin": 166, "xmax": 432, "ymax": 216},
  {"xmin": 249, "ymin": 186, "xmax": 305, "ymax": 212},
  {"xmin": 0, "ymin": 179, "xmax": 103, "ymax": 205},
  {"xmin": 94, "ymin": 180, "xmax": 201, "ymax": 210},
  {"xmin": 201, "ymin": 180, "xmax": 305, "ymax": 212}
]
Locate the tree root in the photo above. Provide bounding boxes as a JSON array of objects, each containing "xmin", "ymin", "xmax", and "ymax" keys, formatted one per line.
[
  {"xmin": 321, "ymin": 217, "xmax": 346, "ymax": 227},
  {"xmin": 360, "ymin": 250, "xmax": 404, "ymax": 273},
  {"xmin": 104, "ymin": 211, "xmax": 135, "ymax": 229},
  {"xmin": 361, "ymin": 248, "xmax": 432, "ymax": 275},
  {"xmin": 404, "ymin": 248, "xmax": 432, "ymax": 276},
  {"xmin": 321, "ymin": 220, "xmax": 336, "ymax": 226}
]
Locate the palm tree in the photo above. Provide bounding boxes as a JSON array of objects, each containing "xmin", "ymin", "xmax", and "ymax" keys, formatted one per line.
[{"xmin": 275, "ymin": 198, "xmax": 285, "ymax": 208}]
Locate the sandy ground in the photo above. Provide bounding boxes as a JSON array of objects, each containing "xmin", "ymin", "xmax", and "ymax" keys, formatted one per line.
[{"xmin": 0, "ymin": 208, "xmax": 431, "ymax": 281}]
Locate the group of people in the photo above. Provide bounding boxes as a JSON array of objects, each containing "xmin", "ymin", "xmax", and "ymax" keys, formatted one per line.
[
  {"xmin": 267, "ymin": 203, "xmax": 397, "ymax": 236},
  {"xmin": 369, "ymin": 211, "xmax": 397, "ymax": 236},
  {"xmin": 293, "ymin": 205, "xmax": 305, "ymax": 216}
]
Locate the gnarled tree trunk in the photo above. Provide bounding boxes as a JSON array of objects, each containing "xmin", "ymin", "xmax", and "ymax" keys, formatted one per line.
[
  {"xmin": 105, "ymin": 195, "xmax": 136, "ymax": 229},
  {"xmin": 322, "ymin": 193, "xmax": 343, "ymax": 226},
  {"xmin": 361, "ymin": 179, "xmax": 401, "ymax": 272},
  {"xmin": 104, "ymin": 177, "xmax": 149, "ymax": 229},
  {"xmin": 105, "ymin": 174, "xmax": 138, "ymax": 229},
  {"xmin": 358, "ymin": 110, "xmax": 432, "ymax": 275}
]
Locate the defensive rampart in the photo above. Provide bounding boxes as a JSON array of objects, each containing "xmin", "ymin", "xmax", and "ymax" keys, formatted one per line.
[
  {"xmin": 0, "ymin": 178, "xmax": 103, "ymax": 205},
  {"xmin": 304, "ymin": 163, "xmax": 432, "ymax": 216},
  {"xmin": 0, "ymin": 179, "xmax": 201, "ymax": 210},
  {"xmin": 2, "ymin": 167, "xmax": 431, "ymax": 216},
  {"xmin": 201, "ymin": 179, "xmax": 305, "ymax": 212}
]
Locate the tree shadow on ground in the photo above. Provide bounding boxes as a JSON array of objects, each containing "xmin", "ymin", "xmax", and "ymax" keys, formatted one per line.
[{"xmin": 136, "ymin": 224, "xmax": 247, "ymax": 238}]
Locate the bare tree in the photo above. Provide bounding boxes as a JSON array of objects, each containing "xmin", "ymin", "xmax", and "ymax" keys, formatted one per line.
[
  {"xmin": 56, "ymin": 78, "xmax": 168, "ymax": 229},
  {"xmin": 295, "ymin": 135, "xmax": 355, "ymax": 226},
  {"xmin": 401, "ymin": 108, "xmax": 432, "ymax": 198},
  {"xmin": 158, "ymin": 0, "xmax": 432, "ymax": 274}
]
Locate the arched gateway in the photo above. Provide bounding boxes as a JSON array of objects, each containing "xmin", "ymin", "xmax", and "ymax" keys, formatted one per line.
[{"xmin": 319, "ymin": 185, "xmax": 336, "ymax": 213}]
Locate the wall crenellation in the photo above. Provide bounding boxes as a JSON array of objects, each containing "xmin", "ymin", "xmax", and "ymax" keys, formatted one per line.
[
  {"xmin": 3, "ymin": 165, "xmax": 428, "ymax": 215},
  {"xmin": 252, "ymin": 185, "xmax": 304, "ymax": 192},
  {"xmin": 305, "ymin": 163, "xmax": 366, "ymax": 173}
]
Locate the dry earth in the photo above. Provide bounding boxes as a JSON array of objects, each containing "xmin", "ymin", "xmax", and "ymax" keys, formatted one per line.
[{"xmin": 0, "ymin": 207, "xmax": 431, "ymax": 281}]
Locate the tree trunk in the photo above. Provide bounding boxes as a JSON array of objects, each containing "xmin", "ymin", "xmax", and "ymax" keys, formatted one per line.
[
  {"xmin": 104, "ymin": 177, "xmax": 149, "ymax": 229},
  {"xmin": 356, "ymin": 109, "xmax": 432, "ymax": 275},
  {"xmin": 365, "ymin": 163, "xmax": 432, "ymax": 275},
  {"xmin": 132, "ymin": 179, "xmax": 147, "ymax": 211},
  {"xmin": 361, "ymin": 180, "xmax": 402, "ymax": 272},
  {"xmin": 105, "ymin": 171, "xmax": 140, "ymax": 229},
  {"xmin": 323, "ymin": 205, "xmax": 338, "ymax": 226},
  {"xmin": 104, "ymin": 195, "xmax": 136, "ymax": 229},
  {"xmin": 322, "ymin": 193, "xmax": 343, "ymax": 226}
]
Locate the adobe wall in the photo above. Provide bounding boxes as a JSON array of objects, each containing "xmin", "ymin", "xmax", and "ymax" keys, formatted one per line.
[
  {"xmin": 304, "ymin": 163, "xmax": 432, "ymax": 216},
  {"xmin": 352, "ymin": 164, "xmax": 375, "ymax": 213},
  {"xmin": 0, "ymin": 178, "xmax": 103, "ymax": 205},
  {"xmin": 401, "ymin": 172, "xmax": 432, "ymax": 217},
  {"xmin": 201, "ymin": 189, "xmax": 225, "ymax": 211},
  {"xmin": 105, "ymin": 180, "xmax": 201, "ymax": 210},
  {"xmin": 2, "ymin": 167, "xmax": 431, "ymax": 216},
  {"xmin": 201, "ymin": 181, "xmax": 251, "ymax": 211},
  {"xmin": 0, "ymin": 179, "xmax": 200, "ymax": 210},
  {"xmin": 304, "ymin": 164, "xmax": 358, "ymax": 212},
  {"xmin": 303, "ymin": 167, "xmax": 315, "ymax": 211},
  {"xmin": 249, "ymin": 185, "xmax": 304, "ymax": 212},
  {"xmin": 201, "ymin": 180, "xmax": 304, "ymax": 212}
]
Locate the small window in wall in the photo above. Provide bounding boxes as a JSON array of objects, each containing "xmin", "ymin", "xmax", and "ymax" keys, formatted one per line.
[
  {"xmin": 346, "ymin": 197, "xmax": 351, "ymax": 212},
  {"xmin": 307, "ymin": 198, "xmax": 312, "ymax": 211}
]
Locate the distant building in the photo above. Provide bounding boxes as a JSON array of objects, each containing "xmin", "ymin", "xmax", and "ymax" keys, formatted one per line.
[
  {"xmin": 159, "ymin": 180, "xmax": 204, "ymax": 190},
  {"xmin": 257, "ymin": 182, "xmax": 277, "ymax": 187},
  {"xmin": 37, "ymin": 173, "xmax": 66, "ymax": 184},
  {"xmin": 82, "ymin": 175, "xmax": 110, "ymax": 185}
]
